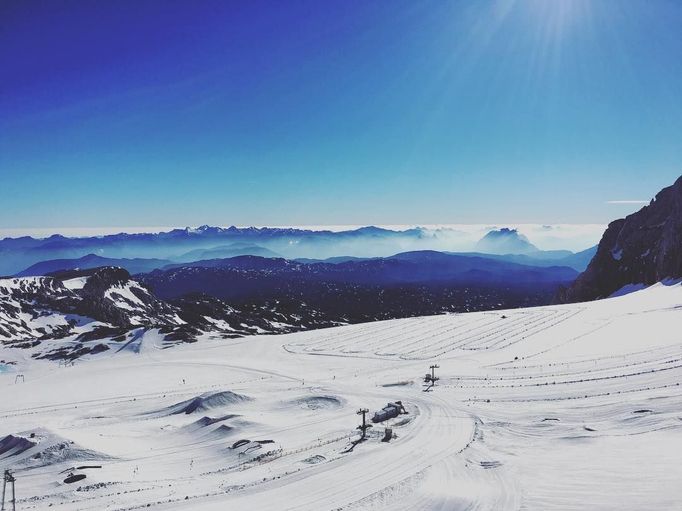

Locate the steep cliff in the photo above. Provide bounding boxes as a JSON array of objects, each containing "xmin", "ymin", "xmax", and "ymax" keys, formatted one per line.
[{"xmin": 560, "ymin": 176, "xmax": 682, "ymax": 302}]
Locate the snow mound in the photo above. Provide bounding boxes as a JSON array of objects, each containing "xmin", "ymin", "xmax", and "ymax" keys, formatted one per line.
[
  {"xmin": 163, "ymin": 391, "xmax": 251, "ymax": 415},
  {"xmin": 25, "ymin": 441, "xmax": 110, "ymax": 469},
  {"xmin": 184, "ymin": 414, "xmax": 251, "ymax": 439},
  {"xmin": 301, "ymin": 454, "xmax": 326, "ymax": 464},
  {"xmin": 290, "ymin": 395, "xmax": 344, "ymax": 410},
  {"xmin": 0, "ymin": 429, "xmax": 113, "ymax": 470},
  {"xmin": 193, "ymin": 414, "xmax": 241, "ymax": 427},
  {"xmin": 0, "ymin": 434, "xmax": 36, "ymax": 457},
  {"xmin": 208, "ymin": 424, "xmax": 237, "ymax": 438},
  {"xmin": 609, "ymin": 283, "xmax": 647, "ymax": 297}
]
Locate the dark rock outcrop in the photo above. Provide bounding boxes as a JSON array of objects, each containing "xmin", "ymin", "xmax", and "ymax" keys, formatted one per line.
[
  {"xmin": 76, "ymin": 267, "xmax": 177, "ymax": 328},
  {"xmin": 0, "ymin": 267, "xmax": 179, "ymax": 348},
  {"xmin": 560, "ymin": 176, "xmax": 682, "ymax": 302},
  {"xmin": 0, "ymin": 277, "xmax": 78, "ymax": 341}
]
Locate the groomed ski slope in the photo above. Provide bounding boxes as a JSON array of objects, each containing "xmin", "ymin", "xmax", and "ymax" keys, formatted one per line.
[{"xmin": 1, "ymin": 281, "xmax": 681, "ymax": 510}]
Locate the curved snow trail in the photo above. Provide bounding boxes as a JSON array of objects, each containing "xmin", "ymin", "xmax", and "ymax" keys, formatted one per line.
[
  {"xmin": 160, "ymin": 391, "xmax": 477, "ymax": 511},
  {"xmin": 341, "ymin": 418, "xmax": 521, "ymax": 511}
]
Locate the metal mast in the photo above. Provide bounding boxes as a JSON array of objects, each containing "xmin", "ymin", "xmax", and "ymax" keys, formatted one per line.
[
  {"xmin": 356, "ymin": 408, "xmax": 372, "ymax": 439},
  {"xmin": 1, "ymin": 470, "xmax": 16, "ymax": 511}
]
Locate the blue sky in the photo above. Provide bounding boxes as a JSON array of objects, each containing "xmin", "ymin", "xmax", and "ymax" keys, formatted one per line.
[{"xmin": 1, "ymin": 0, "xmax": 681, "ymax": 230}]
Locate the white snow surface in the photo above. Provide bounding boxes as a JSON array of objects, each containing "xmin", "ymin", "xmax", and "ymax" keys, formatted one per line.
[
  {"xmin": 0, "ymin": 276, "xmax": 62, "ymax": 295},
  {"xmin": 1, "ymin": 282, "xmax": 682, "ymax": 510},
  {"xmin": 104, "ymin": 281, "xmax": 150, "ymax": 310},
  {"xmin": 62, "ymin": 276, "xmax": 89, "ymax": 290},
  {"xmin": 0, "ymin": 277, "xmax": 81, "ymax": 342}
]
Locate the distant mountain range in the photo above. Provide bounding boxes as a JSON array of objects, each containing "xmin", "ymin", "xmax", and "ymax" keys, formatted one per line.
[
  {"xmin": 561, "ymin": 176, "xmax": 682, "ymax": 302},
  {"xmin": 0, "ymin": 225, "xmax": 431, "ymax": 275},
  {"xmin": 470, "ymin": 228, "xmax": 597, "ymax": 270},
  {"xmin": 294, "ymin": 247, "xmax": 596, "ymax": 272},
  {"xmin": 14, "ymin": 241, "xmax": 596, "ymax": 282},
  {"xmin": 139, "ymin": 251, "xmax": 578, "ymax": 302},
  {"xmin": 1, "ymin": 249, "xmax": 579, "ymax": 359},
  {"xmin": 1, "ymin": 224, "xmax": 596, "ymax": 276},
  {"xmin": 4, "ymin": 172, "xmax": 679, "ymax": 360},
  {"xmin": 451, "ymin": 246, "xmax": 597, "ymax": 272},
  {"xmin": 16, "ymin": 254, "xmax": 172, "ymax": 277},
  {"xmin": 174, "ymin": 242, "xmax": 282, "ymax": 262}
]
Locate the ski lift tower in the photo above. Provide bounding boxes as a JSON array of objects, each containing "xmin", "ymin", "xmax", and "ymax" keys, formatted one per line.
[
  {"xmin": 424, "ymin": 364, "xmax": 440, "ymax": 391},
  {"xmin": 356, "ymin": 408, "xmax": 372, "ymax": 439},
  {"xmin": 1, "ymin": 469, "xmax": 16, "ymax": 511}
]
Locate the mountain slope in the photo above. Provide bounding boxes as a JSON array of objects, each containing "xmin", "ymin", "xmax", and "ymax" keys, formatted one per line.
[
  {"xmin": 137, "ymin": 252, "xmax": 576, "ymax": 326},
  {"xmin": 450, "ymin": 245, "xmax": 597, "ymax": 272},
  {"xmin": 561, "ymin": 176, "xmax": 682, "ymax": 302},
  {"xmin": 144, "ymin": 252, "xmax": 577, "ymax": 299},
  {"xmin": 16, "ymin": 254, "xmax": 171, "ymax": 277},
  {"xmin": 0, "ymin": 277, "xmax": 78, "ymax": 342},
  {"xmin": 0, "ymin": 225, "xmax": 433, "ymax": 275},
  {"xmin": 475, "ymin": 228, "xmax": 538, "ymax": 254},
  {"xmin": 0, "ymin": 267, "xmax": 338, "ymax": 360},
  {"xmin": 0, "ymin": 267, "xmax": 182, "ymax": 339},
  {"xmin": 2, "ymin": 251, "xmax": 579, "ymax": 360},
  {"xmin": 174, "ymin": 243, "xmax": 282, "ymax": 262}
]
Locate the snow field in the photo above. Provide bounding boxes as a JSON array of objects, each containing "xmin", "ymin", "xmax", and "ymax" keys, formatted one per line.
[{"xmin": 1, "ymin": 281, "xmax": 681, "ymax": 510}]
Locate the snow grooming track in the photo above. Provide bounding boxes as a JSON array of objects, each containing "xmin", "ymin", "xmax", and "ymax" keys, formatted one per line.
[
  {"xmin": 159, "ymin": 391, "xmax": 478, "ymax": 511},
  {"xmin": 2, "ymin": 281, "xmax": 682, "ymax": 510},
  {"xmin": 284, "ymin": 307, "xmax": 585, "ymax": 361}
]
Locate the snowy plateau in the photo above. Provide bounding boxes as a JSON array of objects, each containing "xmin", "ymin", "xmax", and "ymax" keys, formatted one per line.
[{"xmin": 1, "ymin": 280, "xmax": 682, "ymax": 510}]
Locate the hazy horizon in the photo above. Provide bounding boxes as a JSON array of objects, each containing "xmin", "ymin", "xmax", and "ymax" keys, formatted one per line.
[{"xmin": 0, "ymin": 222, "xmax": 607, "ymax": 253}]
